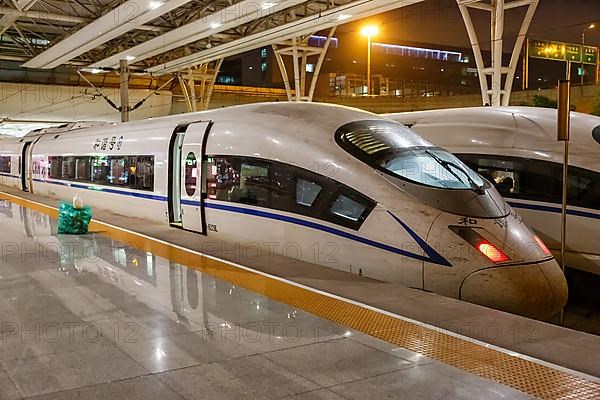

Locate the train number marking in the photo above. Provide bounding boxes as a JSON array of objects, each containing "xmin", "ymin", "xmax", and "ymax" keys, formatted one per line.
[{"xmin": 207, "ymin": 224, "xmax": 218, "ymax": 232}]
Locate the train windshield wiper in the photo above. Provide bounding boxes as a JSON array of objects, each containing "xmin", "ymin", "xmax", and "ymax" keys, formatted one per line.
[{"xmin": 425, "ymin": 150, "xmax": 483, "ymax": 194}]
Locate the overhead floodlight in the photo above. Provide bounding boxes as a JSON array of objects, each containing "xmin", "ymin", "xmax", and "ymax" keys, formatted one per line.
[
  {"xmin": 261, "ymin": 2, "xmax": 279, "ymax": 9},
  {"xmin": 338, "ymin": 14, "xmax": 352, "ymax": 21},
  {"xmin": 90, "ymin": 68, "xmax": 103, "ymax": 74},
  {"xmin": 22, "ymin": 0, "xmax": 192, "ymax": 69},
  {"xmin": 360, "ymin": 25, "xmax": 379, "ymax": 37},
  {"xmin": 89, "ymin": 0, "xmax": 309, "ymax": 69},
  {"xmin": 125, "ymin": 55, "xmax": 136, "ymax": 61}
]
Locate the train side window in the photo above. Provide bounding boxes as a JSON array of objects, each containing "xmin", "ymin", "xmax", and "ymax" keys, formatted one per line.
[
  {"xmin": 128, "ymin": 156, "xmax": 154, "ymax": 191},
  {"xmin": 48, "ymin": 156, "xmax": 61, "ymax": 178},
  {"xmin": 238, "ymin": 161, "xmax": 271, "ymax": 206},
  {"xmin": 108, "ymin": 157, "xmax": 127, "ymax": 186},
  {"xmin": 329, "ymin": 194, "xmax": 368, "ymax": 222},
  {"xmin": 0, "ymin": 156, "xmax": 11, "ymax": 173},
  {"xmin": 296, "ymin": 178, "xmax": 321, "ymax": 206},
  {"xmin": 91, "ymin": 156, "xmax": 109, "ymax": 183},
  {"xmin": 44, "ymin": 155, "xmax": 154, "ymax": 192},
  {"xmin": 74, "ymin": 157, "xmax": 91, "ymax": 181},
  {"xmin": 208, "ymin": 155, "xmax": 375, "ymax": 230}
]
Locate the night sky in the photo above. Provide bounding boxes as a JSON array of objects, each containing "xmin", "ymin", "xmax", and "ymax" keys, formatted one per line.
[{"xmin": 334, "ymin": 0, "xmax": 600, "ymax": 51}]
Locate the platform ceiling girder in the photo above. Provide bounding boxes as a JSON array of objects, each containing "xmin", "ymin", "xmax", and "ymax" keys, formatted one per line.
[
  {"xmin": 1, "ymin": 0, "xmax": 428, "ymax": 75},
  {"xmin": 89, "ymin": 0, "xmax": 312, "ymax": 69},
  {"xmin": 147, "ymin": 0, "xmax": 426, "ymax": 75},
  {"xmin": 22, "ymin": 0, "xmax": 194, "ymax": 69}
]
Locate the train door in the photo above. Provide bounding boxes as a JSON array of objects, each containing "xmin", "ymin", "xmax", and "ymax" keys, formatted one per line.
[
  {"xmin": 168, "ymin": 121, "xmax": 212, "ymax": 233},
  {"xmin": 21, "ymin": 141, "xmax": 32, "ymax": 192}
]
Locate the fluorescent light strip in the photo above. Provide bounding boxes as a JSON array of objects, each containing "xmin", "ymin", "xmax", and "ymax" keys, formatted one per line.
[
  {"xmin": 372, "ymin": 42, "xmax": 463, "ymax": 61},
  {"xmin": 373, "ymin": 42, "xmax": 462, "ymax": 57},
  {"xmin": 90, "ymin": 0, "xmax": 310, "ymax": 69},
  {"xmin": 146, "ymin": 0, "xmax": 426, "ymax": 75},
  {"xmin": 23, "ymin": 0, "xmax": 192, "ymax": 69}
]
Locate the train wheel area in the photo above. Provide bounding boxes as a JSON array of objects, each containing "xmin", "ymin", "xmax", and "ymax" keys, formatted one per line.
[{"xmin": 1, "ymin": 188, "xmax": 599, "ymax": 399}]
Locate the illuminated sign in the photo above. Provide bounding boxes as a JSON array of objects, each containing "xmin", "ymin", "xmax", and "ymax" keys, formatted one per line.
[{"xmin": 529, "ymin": 39, "xmax": 598, "ymax": 65}]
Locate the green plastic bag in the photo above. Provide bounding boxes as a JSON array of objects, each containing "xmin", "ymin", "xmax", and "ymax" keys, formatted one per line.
[{"xmin": 57, "ymin": 201, "xmax": 92, "ymax": 235}]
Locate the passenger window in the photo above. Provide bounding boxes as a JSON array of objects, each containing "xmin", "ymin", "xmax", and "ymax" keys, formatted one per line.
[
  {"xmin": 108, "ymin": 157, "xmax": 126, "ymax": 185},
  {"xmin": 48, "ymin": 156, "xmax": 60, "ymax": 178},
  {"xmin": 239, "ymin": 162, "xmax": 270, "ymax": 205},
  {"xmin": 296, "ymin": 178, "xmax": 321, "ymax": 206},
  {"xmin": 129, "ymin": 156, "xmax": 154, "ymax": 191},
  {"xmin": 45, "ymin": 155, "xmax": 154, "ymax": 192},
  {"xmin": 75, "ymin": 157, "xmax": 91, "ymax": 181},
  {"xmin": 0, "ymin": 156, "xmax": 11, "ymax": 173},
  {"xmin": 208, "ymin": 155, "xmax": 375, "ymax": 230},
  {"xmin": 91, "ymin": 156, "xmax": 109, "ymax": 183},
  {"xmin": 330, "ymin": 194, "xmax": 368, "ymax": 221}
]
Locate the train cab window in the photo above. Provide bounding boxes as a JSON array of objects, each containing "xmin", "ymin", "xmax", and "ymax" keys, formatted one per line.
[
  {"xmin": 458, "ymin": 154, "xmax": 600, "ymax": 210},
  {"xmin": 208, "ymin": 155, "xmax": 375, "ymax": 230},
  {"xmin": 0, "ymin": 156, "xmax": 11, "ymax": 173},
  {"xmin": 296, "ymin": 179, "xmax": 321, "ymax": 206},
  {"xmin": 335, "ymin": 120, "xmax": 484, "ymax": 190}
]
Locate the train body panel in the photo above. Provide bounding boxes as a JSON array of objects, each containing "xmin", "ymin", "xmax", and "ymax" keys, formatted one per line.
[{"xmin": 0, "ymin": 102, "xmax": 567, "ymax": 319}]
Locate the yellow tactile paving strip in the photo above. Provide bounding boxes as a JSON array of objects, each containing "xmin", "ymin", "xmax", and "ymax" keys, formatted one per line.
[{"xmin": 2, "ymin": 191, "xmax": 599, "ymax": 400}]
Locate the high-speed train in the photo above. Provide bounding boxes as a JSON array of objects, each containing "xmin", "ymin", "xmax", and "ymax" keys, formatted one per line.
[
  {"xmin": 0, "ymin": 102, "xmax": 567, "ymax": 319},
  {"xmin": 386, "ymin": 107, "xmax": 600, "ymax": 278}
]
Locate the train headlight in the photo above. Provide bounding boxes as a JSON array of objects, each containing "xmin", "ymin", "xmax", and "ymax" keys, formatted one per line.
[
  {"xmin": 450, "ymin": 226, "xmax": 511, "ymax": 264},
  {"xmin": 476, "ymin": 240, "xmax": 510, "ymax": 263}
]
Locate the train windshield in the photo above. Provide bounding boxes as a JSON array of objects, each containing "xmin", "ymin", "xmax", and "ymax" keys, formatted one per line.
[{"xmin": 336, "ymin": 120, "xmax": 484, "ymax": 190}]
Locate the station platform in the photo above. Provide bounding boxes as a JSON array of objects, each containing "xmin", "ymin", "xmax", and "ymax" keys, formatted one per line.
[{"xmin": 1, "ymin": 189, "xmax": 599, "ymax": 400}]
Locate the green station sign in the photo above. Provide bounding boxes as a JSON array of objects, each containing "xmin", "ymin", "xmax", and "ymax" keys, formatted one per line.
[
  {"xmin": 583, "ymin": 46, "xmax": 598, "ymax": 64},
  {"xmin": 529, "ymin": 39, "xmax": 598, "ymax": 65}
]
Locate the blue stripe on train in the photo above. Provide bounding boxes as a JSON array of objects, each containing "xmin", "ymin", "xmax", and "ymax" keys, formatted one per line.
[
  {"xmin": 204, "ymin": 202, "xmax": 451, "ymax": 266},
  {"xmin": 507, "ymin": 201, "xmax": 600, "ymax": 220},
  {"xmin": 25, "ymin": 178, "xmax": 452, "ymax": 267}
]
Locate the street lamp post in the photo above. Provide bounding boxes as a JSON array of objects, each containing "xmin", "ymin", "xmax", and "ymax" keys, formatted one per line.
[
  {"xmin": 581, "ymin": 23, "xmax": 595, "ymax": 85},
  {"xmin": 361, "ymin": 25, "xmax": 378, "ymax": 96}
]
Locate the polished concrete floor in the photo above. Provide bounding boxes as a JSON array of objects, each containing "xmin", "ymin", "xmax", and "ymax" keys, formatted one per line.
[{"xmin": 0, "ymin": 199, "xmax": 536, "ymax": 399}]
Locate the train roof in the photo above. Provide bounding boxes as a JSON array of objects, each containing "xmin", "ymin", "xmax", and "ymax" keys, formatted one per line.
[
  {"xmin": 386, "ymin": 106, "xmax": 600, "ymax": 145},
  {"xmin": 17, "ymin": 102, "xmax": 386, "ymax": 140},
  {"xmin": 385, "ymin": 106, "xmax": 600, "ymax": 170}
]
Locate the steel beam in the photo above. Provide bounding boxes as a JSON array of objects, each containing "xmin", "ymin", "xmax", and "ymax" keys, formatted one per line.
[
  {"xmin": 457, "ymin": 0, "xmax": 539, "ymax": 106},
  {"xmin": 147, "ymin": 0, "xmax": 426, "ymax": 75}
]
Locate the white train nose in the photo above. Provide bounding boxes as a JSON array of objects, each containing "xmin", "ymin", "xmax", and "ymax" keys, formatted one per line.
[{"xmin": 460, "ymin": 259, "xmax": 568, "ymax": 320}]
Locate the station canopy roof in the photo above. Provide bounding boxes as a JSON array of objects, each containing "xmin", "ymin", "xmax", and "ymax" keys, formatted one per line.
[{"xmin": 0, "ymin": 0, "xmax": 424, "ymax": 75}]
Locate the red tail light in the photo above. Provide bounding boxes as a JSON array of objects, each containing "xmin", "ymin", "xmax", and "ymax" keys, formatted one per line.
[
  {"xmin": 534, "ymin": 235, "xmax": 552, "ymax": 256},
  {"xmin": 476, "ymin": 240, "xmax": 510, "ymax": 263}
]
